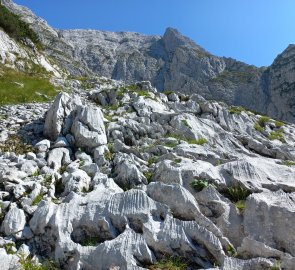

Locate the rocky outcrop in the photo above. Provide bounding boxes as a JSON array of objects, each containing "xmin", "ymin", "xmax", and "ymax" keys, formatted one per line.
[{"xmin": 1, "ymin": 78, "xmax": 295, "ymax": 269}]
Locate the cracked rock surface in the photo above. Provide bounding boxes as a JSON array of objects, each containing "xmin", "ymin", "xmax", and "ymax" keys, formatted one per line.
[{"xmin": 0, "ymin": 79, "xmax": 295, "ymax": 270}]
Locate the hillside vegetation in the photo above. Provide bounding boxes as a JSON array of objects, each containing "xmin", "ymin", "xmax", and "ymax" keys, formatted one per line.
[
  {"xmin": 0, "ymin": 3, "xmax": 41, "ymax": 48},
  {"xmin": 0, "ymin": 65, "xmax": 57, "ymax": 105}
]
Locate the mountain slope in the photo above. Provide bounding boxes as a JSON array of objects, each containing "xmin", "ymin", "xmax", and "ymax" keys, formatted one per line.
[
  {"xmin": 2, "ymin": 0, "xmax": 295, "ymax": 123},
  {"xmin": 0, "ymin": 79, "xmax": 295, "ymax": 269}
]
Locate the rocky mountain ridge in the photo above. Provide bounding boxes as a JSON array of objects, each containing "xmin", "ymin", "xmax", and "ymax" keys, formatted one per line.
[{"xmin": 2, "ymin": 0, "xmax": 295, "ymax": 123}]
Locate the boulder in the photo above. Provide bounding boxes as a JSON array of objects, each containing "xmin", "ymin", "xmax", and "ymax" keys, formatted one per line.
[
  {"xmin": 244, "ymin": 190, "xmax": 295, "ymax": 256},
  {"xmin": 2, "ymin": 205, "xmax": 26, "ymax": 238},
  {"xmin": 44, "ymin": 92, "xmax": 82, "ymax": 141},
  {"xmin": 71, "ymin": 105, "xmax": 107, "ymax": 150}
]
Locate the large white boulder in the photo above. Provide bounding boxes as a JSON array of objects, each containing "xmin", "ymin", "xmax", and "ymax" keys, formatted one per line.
[{"xmin": 44, "ymin": 92, "xmax": 82, "ymax": 141}]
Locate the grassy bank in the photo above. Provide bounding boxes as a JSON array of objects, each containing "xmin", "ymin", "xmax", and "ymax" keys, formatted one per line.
[{"xmin": 0, "ymin": 66, "xmax": 57, "ymax": 105}]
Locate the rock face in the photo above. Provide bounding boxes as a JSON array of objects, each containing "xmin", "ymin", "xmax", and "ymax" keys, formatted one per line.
[{"xmin": 3, "ymin": 0, "xmax": 295, "ymax": 122}]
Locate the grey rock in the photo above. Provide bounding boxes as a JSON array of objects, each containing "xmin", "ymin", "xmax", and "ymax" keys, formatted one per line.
[
  {"xmin": 47, "ymin": 147, "xmax": 71, "ymax": 171},
  {"xmin": 0, "ymin": 248, "xmax": 20, "ymax": 270},
  {"xmin": 52, "ymin": 136, "xmax": 69, "ymax": 148},
  {"xmin": 2, "ymin": 205, "xmax": 26, "ymax": 238},
  {"xmin": 62, "ymin": 169, "xmax": 91, "ymax": 194},
  {"xmin": 244, "ymin": 190, "xmax": 295, "ymax": 256},
  {"xmin": 44, "ymin": 92, "xmax": 82, "ymax": 141},
  {"xmin": 71, "ymin": 105, "xmax": 107, "ymax": 150},
  {"xmin": 113, "ymin": 153, "xmax": 147, "ymax": 188}
]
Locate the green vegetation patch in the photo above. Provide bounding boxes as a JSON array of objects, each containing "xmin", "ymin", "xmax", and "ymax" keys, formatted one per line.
[
  {"xmin": 190, "ymin": 179, "xmax": 209, "ymax": 192},
  {"xmin": 268, "ymin": 130, "xmax": 285, "ymax": 143},
  {"xmin": 165, "ymin": 133, "xmax": 208, "ymax": 146},
  {"xmin": 282, "ymin": 160, "xmax": 295, "ymax": 167},
  {"xmin": 80, "ymin": 236, "xmax": 102, "ymax": 246},
  {"xmin": 187, "ymin": 138, "xmax": 208, "ymax": 145},
  {"xmin": 125, "ymin": 84, "xmax": 153, "ymax": 99},
  {"xmin": 4, "ymin": 243, "xmax": 16, "ymax": 255},
  {"xmin": 228, "ymin": 106, "xmax": 245, "ymax": 115},
  {"xmin": 18, "ymin": 254, "xmax": 60, "ymax": 270},
  {"xmin": 148, "ymin": 256, "xmax": 188, "ymax": 270},
  {"xmin": 143, "ymin": 171, "xmax": 153, "ymax": 183},
  {"xmin": 254, "ymin": 123, "xmax": 264, "ymax": 132},
  {"xmin": 163, "ymin": 90, "xmax": 174, "ymax": 96},
  {"xmin": 226, "ymin": 245, "xmax": 237, "ymax": 257},
  {"xmin": 0, "ymin": 134, "xmax": 35, "ymax": 155},
  {"xmin": 223, "ymin": 184, "xmax": 251, "ymax": 203},
  {"xmin": 0, "ymin": 3, "xmax": 42, "ymax": 49},
  {"xmin": 274, "ymin": 120, "xmax": 284, "ymax": 128},
  {"xmin": 257, "ymin": 116, "xmax": 270, "ymax": 127},
  {"xmin": 32, "ymin": 193, "xmax": 45, "ymax": 206},
  {"xmin": 223, "ymin": 183, "xmax": 251, "ymax": 212},
  {"xmin": 0, "ymin": 66, "xmax": 57, "ymax": 105}
]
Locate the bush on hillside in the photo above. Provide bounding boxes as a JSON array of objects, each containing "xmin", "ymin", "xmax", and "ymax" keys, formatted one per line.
[{"xmin": 0, "ymin": 3, "xmax": 41, "ymax": 48}]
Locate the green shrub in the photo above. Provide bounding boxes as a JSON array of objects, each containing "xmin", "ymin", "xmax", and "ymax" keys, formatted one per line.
[
  {"xmin": 18, "ymin": 253, "xmax": 60, "ymax": 270},
  {"xmin": 126, "ymin": 85, "xmax": 153, "ymax": 99},
  {"xmin": 190, "ymin": 179, "xmax": 209, "ymax": 192},
  {"xmin": 228, "ymin": 106, "xmax": 245, "ymax": 114},
  {"xmin": 174, "ymin": 158, "xmax": 182, "ymax": 163},
  {"xmin": 271, "ymin": 260, "xmax": 281, "ymax": 270},
  {"xmin": 32, "ymin": 170, "xmax": 40, "ymax": 177},
  {"xmin": 32, "ymin": 193, "xmax": 45, "ymax": 206},
  {"xmin": 257, "ymin": 116, "xmax": 270, "ymax": 127},
  {"xmin": 274, "ymin": 120, "xmax": 284, "ymax": 128},
  {"xmin": 143, "ymin": 171, "xmax": 153, "ymax": 183},
  {"xmin": 181, "ymin": 119, "xmax": 190, "ymax": 128},
  {"xmin": 224, "ymin": 184, "xmax": 251, "ymax": 203},
  {"xmin": 254, "ymin": 123, "xmax": 264, "ymax": 132},
  {"xmin": 148, "ymin": 156, "xmax": 158, "ymax": 166},
  {"xmin": 4, "ymin": 243, "xmax": 16, "ymax": 254},
  {"xmin": 0, "ymin": 4, "xmax": 42, "ymax": 49},
  {"xmin": 235, "ymin": 200, "xmax": 246, "ymax": 212},
  {"xmin": 104, "ymin": 150, "xmax": 113, "ymax": 161},
  {"xmin": 268, "ymin": 131, "xmax": 285, "ymax": 143},
  {"xmin": 149, "ymin": 256, "xmax": 187, "ymax": 270},
  {"xmin": 80, "ymin": 236, "xmax": 101, "ymax": 246},
  {"xmin": 282, "ymin": 160, "xmax": 295, "ymax": 167},
  {"xmin": 226, "ymin": 245, "xmax": 237, "ymax": 257},
  {"xmin": 163, "ymin": 141, "xmax": 179, "ymax": 148}
]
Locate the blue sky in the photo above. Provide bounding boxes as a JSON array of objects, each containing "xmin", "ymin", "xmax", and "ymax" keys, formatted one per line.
[{"xmin": 14, "ymin": 0, "xmax": 295, "ymax": 67}]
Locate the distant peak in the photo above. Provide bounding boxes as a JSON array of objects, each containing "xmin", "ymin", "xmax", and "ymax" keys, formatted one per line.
[{"xmin": 163, "ymin": 27, "xmax": 206, "ymax": 54}]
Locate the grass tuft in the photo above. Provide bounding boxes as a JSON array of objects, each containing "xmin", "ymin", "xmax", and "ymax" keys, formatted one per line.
[
  {"xmin": 32, "ymin": 193, "xmax": 45, "ymax": 206},
  {"xmin": 223, "ymin": 184, "xmax": 251, "ymax": 203},
  {"xmin": 149, "ymin": 256, "xmax": 188, "ymax": 270},
  {"xmin": 18, "ymin": 253, "xmax": 60, "ymax": 270},
  {"xmin": 268, "ymin": 130, "xmax": 285, "ymax": 143},
  {"xmin": 257, "ymin": 116, "xmax": 270, "ymax": 127},
  {"xmin": 282, "ymin": 160, "xmax": 295, "ymax": 167},
  {"xmin": 187, "ymin": 138, "xmax": 208, "ymax": 145},
  {"xmin": 190, "ymin": 179, "xmax": 209, "ymax": 192},
  {"xmin": 229, "ymin": 106, "xmax": 245, "ymax": 114}
]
